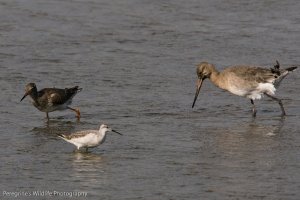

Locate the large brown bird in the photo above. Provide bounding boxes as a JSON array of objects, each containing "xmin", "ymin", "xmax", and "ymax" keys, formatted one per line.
[{"xmin": 192, "ymin": 61, "xmax": 297, "ymax": 117}]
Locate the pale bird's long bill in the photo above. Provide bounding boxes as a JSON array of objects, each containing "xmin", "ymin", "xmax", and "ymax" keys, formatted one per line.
[
  {"xmin": 192, "ymin": 78, "xmax": 203, "ymax": 108},
  {"xmin": 111, "ymin": 129, "xmax": 123, "ymax": 135},
  {"xmin": 20, "ymin": 92, "xmax": 28, "ymax": 102}
]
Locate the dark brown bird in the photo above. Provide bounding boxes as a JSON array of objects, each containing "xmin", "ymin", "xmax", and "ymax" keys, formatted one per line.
[{"xmin": 20, "ymin": 83, "xmax": 82, "ymax": 119}]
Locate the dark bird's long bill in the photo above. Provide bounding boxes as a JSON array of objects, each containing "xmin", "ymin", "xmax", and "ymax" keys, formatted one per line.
[
  {"xmin": 20, "ymin": 93, "xmax": 28, "ymax": 102},
  {"xmin": 112, "ymin": 129, "xmax": 123, "ymax": 135},
  {"xmin": 192, "ymin": 78, "xmax": 203, "ymax": 108}
]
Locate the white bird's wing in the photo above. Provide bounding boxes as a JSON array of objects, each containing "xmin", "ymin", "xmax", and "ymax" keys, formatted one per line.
[
  {"xmin": 70, "ymin": 132, "xmax": 98, "ymax": 146},
  {"xmin": 64, "ymin": 130, "xmax": 97, "ymax": 139}
]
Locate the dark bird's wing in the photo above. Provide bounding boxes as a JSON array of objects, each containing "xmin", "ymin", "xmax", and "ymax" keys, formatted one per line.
[{"xmin": 39, "ymin": 86, "xmax": 81, "ymax": 106}]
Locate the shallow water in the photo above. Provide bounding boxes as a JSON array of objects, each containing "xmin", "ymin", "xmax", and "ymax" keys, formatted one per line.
[{"xmin": 0, "ymin": 0, "xmax": 300, "ymax": 199}]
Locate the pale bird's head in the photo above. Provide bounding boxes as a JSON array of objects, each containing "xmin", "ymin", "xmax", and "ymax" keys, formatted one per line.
[
  {"xmin": 100, "ymin": 124, "xmax": 122, "ymax": 135},
  {"xmin": 192, "ymin": 62, "xmax": 215, "ymax": 108}
]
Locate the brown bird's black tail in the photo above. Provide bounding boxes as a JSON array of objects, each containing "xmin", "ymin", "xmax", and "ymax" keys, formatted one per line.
[
  {"xmin": 286, "ymin": 66, "xmax": 297, "ymax": 72},
  {"xmin": 271, "ymin": 60, "xmax": 297, "ymax": 74},
  {"xmin": 271, "ymin": 61, "xmax": 297, "ymax": 88}
]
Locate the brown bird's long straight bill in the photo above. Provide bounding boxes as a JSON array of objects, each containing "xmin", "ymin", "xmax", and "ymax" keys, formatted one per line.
[
  {"xmin": 20, "ymin": 92, "xmax": 29, "ymax": 102},
  {"xmin": 192, "ymin": 78, "xmax": 204, "ymax": 108}
]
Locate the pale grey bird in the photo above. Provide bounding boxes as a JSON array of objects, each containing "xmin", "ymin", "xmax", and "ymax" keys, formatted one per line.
[{"xmin": 58, "ymin": 124, "xmax": 122, "ymax": 152}]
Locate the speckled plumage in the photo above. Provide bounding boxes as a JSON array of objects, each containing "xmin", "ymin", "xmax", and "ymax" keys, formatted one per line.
[{"xmin": 21, "ymin": 83, "xmax": 82, "ymax": 119}]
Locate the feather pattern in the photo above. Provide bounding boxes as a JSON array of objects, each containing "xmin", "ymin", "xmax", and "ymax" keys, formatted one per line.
[{"xmin": 21, "ymin": 83, "xmax": 82, "ymax": 119}]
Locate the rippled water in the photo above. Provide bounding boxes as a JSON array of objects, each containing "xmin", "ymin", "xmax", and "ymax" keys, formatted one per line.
[{"xmin": 1, "ymin": 0, "xmax": 300, "ymax": 199}]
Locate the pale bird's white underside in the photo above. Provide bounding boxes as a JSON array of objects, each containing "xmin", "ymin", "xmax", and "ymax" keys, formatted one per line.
[
  {"xmin": 228, "ymin": 82, "xmax": 276, "ymax": 100},
  {"xmin": 60, "ymin": 131, "xmax": 105, "ymax": 150}
]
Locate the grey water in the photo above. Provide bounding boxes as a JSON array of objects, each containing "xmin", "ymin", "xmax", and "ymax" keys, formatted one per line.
[{"xmin": 0, "ymin": 0, "xmax": 300, "ymax": 199}]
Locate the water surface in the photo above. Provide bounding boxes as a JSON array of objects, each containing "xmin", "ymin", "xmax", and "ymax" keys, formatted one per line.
[{"xmin": 0, "ymin": 0, "xmax": 299, "ymax": 199}]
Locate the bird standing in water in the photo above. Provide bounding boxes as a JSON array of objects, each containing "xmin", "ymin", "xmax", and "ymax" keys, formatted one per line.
[
  {"xmin": 20, "ymin": 83, "xmax": 82, "ymax": 119},
  {"xmin": 192, "ymin": 61, "xmax": 297, "ymax": 117},
  {"xmin": 57, "ymin": 124, "xmax": 122, "ymax": 152}
]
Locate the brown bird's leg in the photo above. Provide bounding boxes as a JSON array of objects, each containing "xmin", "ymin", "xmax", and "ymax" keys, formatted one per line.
[
  {"xmin": 67, "ymin": 106, "xmax": 81, "ymax": 119},
  {"xmin": 265, "ymin": 93, "xmax": 286, "ymax": 116},
  {"xmin": 46, "ymin": 112, "xmax": 49, "ymax": 120},
  {"xmin": 250, "ymin": 99, "xmax": 257, "ymax": 117}
]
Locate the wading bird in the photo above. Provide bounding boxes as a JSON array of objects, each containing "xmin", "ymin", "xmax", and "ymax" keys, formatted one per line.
[
  {"xmin": 192, "ymin": 61, "xmax": 297, "ymax": 117},
  {"xmin": 58, "ymin": 124, "xmax": 122, "ymax": 152},
  {"xmin": 20, "ymin": 83, "xmax": 82, "ymax": 119}
]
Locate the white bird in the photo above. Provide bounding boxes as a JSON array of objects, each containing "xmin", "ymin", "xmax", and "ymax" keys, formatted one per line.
[{"xmin": 58, "ymin": 124, "xmax": 122, "ymax": 152}]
